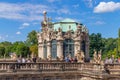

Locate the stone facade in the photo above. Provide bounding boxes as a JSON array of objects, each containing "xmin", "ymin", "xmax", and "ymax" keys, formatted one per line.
[{"xmin": 37, "ymin": 11, "xmax": 89, "ymax": 60}]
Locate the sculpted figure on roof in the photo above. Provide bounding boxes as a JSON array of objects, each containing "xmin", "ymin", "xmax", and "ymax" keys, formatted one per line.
[{"xmin": 57, "ymin": 27, "xmax": 63, "ymax": 40}]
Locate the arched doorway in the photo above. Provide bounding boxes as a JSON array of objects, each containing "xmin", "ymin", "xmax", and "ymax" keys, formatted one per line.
[
  {"xmin": 81, "ymin": 40, "xmax": 86, "ymax": 53},
  {"xmin": 63, "ymin": 39, "xmax": 74, "ymax": 58},
  {"xmin": 51, "ymin": 40, "xmax": 57, "ymax": 59}
]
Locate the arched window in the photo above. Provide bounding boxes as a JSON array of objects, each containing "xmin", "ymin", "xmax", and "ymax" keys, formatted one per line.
[
  {"xmin": 51, "ymin": 40, "xmax": 57, "ymax": 59},
  {"xmin": 63, "ymin": 39, "xmax": 74, "ymax": 58},
  {"xmin": 43, "ymin": 40, "xmax": 47, "ymax": 59}
]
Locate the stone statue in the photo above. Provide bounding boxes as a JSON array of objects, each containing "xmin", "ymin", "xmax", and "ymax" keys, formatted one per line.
[
  {"xmin": 57, "ymin": 28, "xmax": 63, "ymax": 40},
  {"xmin": 48, "ymin": 55, "xmax": 52, "ymax": 61},
  {"xmin": 37, "ymin": 33, "xmax": 43, "ymax": 43},
  {"xmin": 76, "ymin": 50, "xmax": 84, "ymax": 63},
  {"xmin": 47, "ymin": 29, "xmax": 51, "ymax": 41},
  {"xmin": 97, "ymin": 50, "xmax": 102, "ymax": 63},
  {"xmin": 74, "ymin": 25, "xmax": 81, "ymax": 38},
  {"xmin": 81, "ymin": 51, "xmax": 85, "ymax": 62},
  {"xmin": 51, "ymin": 31, "xmax": 57, "ymax": 39},
  {"xmin": 60, "ymin": 55, "xmax": 64, "ymax": 61},
  {"xmin": 10, "ymin": 53, "xmax": 17, "ymax": 60},
  {"xmin": 93, "ymin": 50, "xmax": 97, "ymax": 63}
]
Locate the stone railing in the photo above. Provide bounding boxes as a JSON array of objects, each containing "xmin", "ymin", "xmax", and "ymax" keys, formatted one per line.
[
  {"xmin": 104, "ymin": 63, "xmax": 120, "ymax": 74},
  {"xmin": 0, "ymin": 62, "xmax": 120, "ymax": 79},
  {"xmin": 0, "ymin": 62, "xmax": 103, "ymax": 73},
  {"xmin": 0, "ymin": 62, "xmax": 120, "ymax": 74}
]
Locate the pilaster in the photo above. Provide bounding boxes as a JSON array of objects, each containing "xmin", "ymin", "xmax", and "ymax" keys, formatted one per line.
[
  {"xmin": 74, "ymin": 40, "xmax": 81, "ymax": 56},
  {"xmin": 57, "ymin": 40, "xmax": 63, "ymax": 60},
  {"xmin": 38, "ymin": 43, "xmax": 44, "ymax": 59},
  {"xmin": 47, "ymin": 42, "xmax": 51, "ymax": 59}
]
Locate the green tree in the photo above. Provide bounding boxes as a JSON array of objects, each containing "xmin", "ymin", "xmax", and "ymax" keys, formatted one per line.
[
  {"xmin": 89, "ymin": 33, "xmax": 104, "ymax": 57},
  {"xmin": 11, "ymin": 41, "xmax": 23, "ymax": 52},
  {"xmin": 0, "ymin": 46, "xmax": 5, "ymax": 57},
  {"xmin": 30, "ymin": 44, "xmax": 38, "ymax": 57},
  {"xmin": 16, "ymin": 43, "xmax": 30, "ymax": 57},
  {"xmin": 117, "ymin": 28, "xmax": 120, "ymax": 57},
  {"xmin": 102, "ymin": 38, "xmax": 117, "ymax": 59},
  {"xmin": 26, "ymin": 30, "xmax": 38, "ymax": 46},
  {"xmin": 0, "ymin": 41, "xmax": 12, "ymax": 57}
]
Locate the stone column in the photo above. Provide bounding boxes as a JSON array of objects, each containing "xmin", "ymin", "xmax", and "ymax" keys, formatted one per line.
[
  {"xmin": 74, "ymin": 40, "xmax": 80, "ymax": 56},
  {"xmin": 47, "ymin": 42, "xmax": 51, "ymax": 59},
  {"xmin": 57, "ymin": 41, "xmax": 63, "ymax": 60},
  {"xmin": 38, "ymin": 43, "xmax": 44, "ymax": 59}
]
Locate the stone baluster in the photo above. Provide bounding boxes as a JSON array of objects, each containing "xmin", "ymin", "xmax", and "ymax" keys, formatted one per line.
[{"xmin": 2, "ymin": 64, "xmax": 3, "ymax": 70}]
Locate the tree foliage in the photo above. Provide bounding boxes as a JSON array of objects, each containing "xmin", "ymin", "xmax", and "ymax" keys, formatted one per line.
[
  {"xmin": 16, "ymin": 42, "xmax": 30, "ymax": 57},
  {"xmin": 26, "ymin": 30, "xmax": 38, "ymax": 46},
  {"xmin": 0, "ymin": 46, "xmax": 5, "ymax": 57},
  {"xmin": 30, "ymin": 44, "xmax": 38, "ymax": 57},
  {"xmin": 89, "ymin": 33, "xmax": 104, "ymax": 57}
]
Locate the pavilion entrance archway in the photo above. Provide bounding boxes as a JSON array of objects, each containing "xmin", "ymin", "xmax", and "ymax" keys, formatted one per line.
[{"xmin": 63, "ymin": 39, "xmax": 74, "ymax": 58}]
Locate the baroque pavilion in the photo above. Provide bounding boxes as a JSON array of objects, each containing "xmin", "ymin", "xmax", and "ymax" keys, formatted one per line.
[{"xmin": 37, "ymin": 11, "xmax": 89, "ymax": 61}]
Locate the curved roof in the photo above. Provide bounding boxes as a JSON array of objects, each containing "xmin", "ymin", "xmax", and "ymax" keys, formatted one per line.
[
  {"xmin": 53, "ymin": 18, "xmax": 88, "ymax": 33},
  {"xmin": 53, "ymin": 19, "xmax": 78, "ymax": 32}
]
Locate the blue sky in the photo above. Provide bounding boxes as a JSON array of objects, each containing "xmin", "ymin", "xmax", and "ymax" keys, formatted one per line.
[{"xmin": 0, "ymin": 0, "xmax": 120, "ymax": 42}]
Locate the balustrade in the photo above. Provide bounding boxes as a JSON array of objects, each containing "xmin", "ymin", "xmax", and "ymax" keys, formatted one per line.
[
  {"xmin": 0, "ymin": 62, "xmax": 120, "ymax": 75},
  {"xmin": 0, "ymin": 62, "xmax": 104, "ymax": 73}
]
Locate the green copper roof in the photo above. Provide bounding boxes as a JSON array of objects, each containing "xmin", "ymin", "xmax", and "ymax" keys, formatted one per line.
[{"xmin": 53, "ymin": 18, "xmax": 78, "ymax": 32}]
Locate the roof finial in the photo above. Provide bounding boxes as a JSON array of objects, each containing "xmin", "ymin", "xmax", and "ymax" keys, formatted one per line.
[{"xmin": 43, "ymin": 11, "xmax": 47, "ymax": 22}]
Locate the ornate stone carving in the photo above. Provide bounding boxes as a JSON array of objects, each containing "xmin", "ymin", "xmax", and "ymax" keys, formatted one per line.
[
  {"xmin": 75, "ymin": 50, "xmax": 84, "ymax": 63},
  {"xmin": 37, "ymin": 33, "xmax": 43, "ymax": 43},
  {"xmin": 64, "ymin": 30, "xmax": 73, "ymax": 39},
  {"xmin": 48, "ymin": 55, "xmax": 52, "ymax": 61},
  {"xmin": 51, "ymin": 31, "xmax": 57, "ymax": 40},
  {"xmin": 93, "ymin": 50, "xmax": 97, "ymax": 63},
  {"xmin": 10, "ymin": 53, "xmax": 17, "ymax": 60},
  {"xmin": 46, "ymin": 29, "xmax": 51, "ymax": 41},
  {"xmin": 57, "ymin": 28, "xmax": 63, "ymax": 40},
  {"xmin": 97, "ymin": 50, "xmax": 102, "ymax": 64}
]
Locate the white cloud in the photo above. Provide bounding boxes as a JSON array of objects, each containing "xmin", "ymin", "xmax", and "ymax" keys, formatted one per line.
[
  {"xmin": 16, "ymin": 31, "xmax": 21, "ymax": 35},
  {"xmin": 94, "ymin": 1, "xmax": 120, "ymax": 13},
  {"xmin": 23, "ymin": 23, "xmax": 30, "ymax": 26},
  {"xmin": 95, "ymin": 21, "xmax": 105, "ymax": 25},
  {"xmin": 0, "ymin": 2, "xmax": 55, "ymax": 21},
  {"xmin": 0, "ymin": 2, "xmax": 73, "ymax": 21},
  {"xmin": 19, "ymin": 23, "xmax": 30, "ymax": 29}
]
